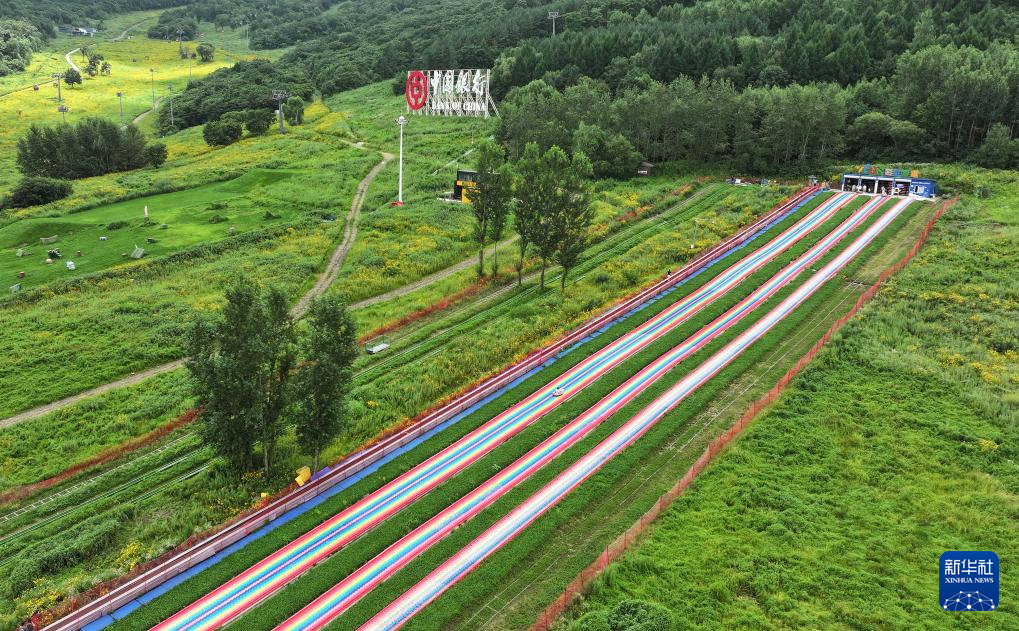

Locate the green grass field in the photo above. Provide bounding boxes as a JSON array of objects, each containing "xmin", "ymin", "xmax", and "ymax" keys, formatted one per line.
[
  {"xmin": 101, "ymin": 190, "xmax": 855, "ymax": 629},
  {"xmin": 0, "ymin": 183, "xmax": 789, "ymax": 625},
  {"xmin": 555, "ymin": 173, "xmax": 1018, "ymax": 630},
  {"xmin": 1, "ymin": 170, "xmax": 298, "ymax": 288},
  {"xmin": 0, "ymin": 31, "xmax": 259, "ymax": 194}
]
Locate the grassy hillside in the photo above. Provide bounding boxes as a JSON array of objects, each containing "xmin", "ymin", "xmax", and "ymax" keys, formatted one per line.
[{"xmin": 560, "ymin": 168, "xmax": 1019, "ymax": 629}]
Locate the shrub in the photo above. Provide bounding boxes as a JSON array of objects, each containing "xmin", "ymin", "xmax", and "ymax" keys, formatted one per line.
[
  {"xmin": 245, "ymin": 108, "xmax": 275, "ymax": 135},
  {"xmin": 144, "ymin": 142, "xmax": 168, "ymax": 167},
  {"xmin": 570, "ymin": 611, "xmax": 612, "ymax": 631},
  {"xmin": 2, "ymin": 176, "xmax": 72, "ymax": 208},
  {"xmin": 283, "ymin": 95, "xmax": 305, "ymax": 125},
  {"xmin": 106, "ymin": 220, "xmax": 129, "ymax": 230},
  {"xmin": 209, "ymin": 214, "xmax": 228, "ymax": 223},
  {"xmin": 203, "ymin": 119, "xmax": 243, "ymax": 146},
  {"xmin": 606, "ymin": 600, "xmax": 674, "ymax": 631}
]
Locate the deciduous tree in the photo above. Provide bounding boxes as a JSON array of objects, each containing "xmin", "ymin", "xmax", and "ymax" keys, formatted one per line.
[
  {"xmin": 295, "ymin": 296, "xmax": 358, "ymax": 471},
  {"xmin": 468, "ymin": 140, "xmax": 511, "ymax": 277}
]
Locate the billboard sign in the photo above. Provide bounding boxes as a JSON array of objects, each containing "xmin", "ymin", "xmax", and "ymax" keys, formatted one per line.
[{"xmin": 406, "ymin": 69, "xmax": 493, "ymax": 117}]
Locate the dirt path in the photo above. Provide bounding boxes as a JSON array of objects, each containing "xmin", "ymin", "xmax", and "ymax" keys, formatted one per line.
[
  {"xmin": 0, "ymin": 360, "xmax": 186, "ymax": 429},
  {"xmin": 131, "ymin": 96, "xmax": 163, "ymax": 126},
  {"xmin": 351, "ymin": 236, "xmax": 518, "ymax": 309},
  {"xmin": 292, "ymin": 152, "xmax": 392, "ymax": 317},
  {"xmin": 65, "ymin": 48, "xmax": 81, "ymax": 73},
  {"xmin": 111, "ymin": 18, "xmax": 149, "ymax": 42},
  {"xmin": 0, "ymin": 153, "xmax": 392, "ymax": 430}
]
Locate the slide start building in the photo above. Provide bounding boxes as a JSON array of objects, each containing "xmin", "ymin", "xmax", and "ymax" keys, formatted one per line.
[{"xmin": 839, "ymin": 168, "xmax": 937, "ymax": 199}]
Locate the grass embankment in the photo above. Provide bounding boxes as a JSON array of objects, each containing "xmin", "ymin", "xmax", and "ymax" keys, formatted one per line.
[
  {"xmin": 107, "ymin": 190, "xmax": 855, "ymax": 629},
  {"xmin": 557, "ymin": 175, "xmax": 1017, "ymax": 629},
  {"xmin": 0, "ymin": 184, "xmax": 789, "ymax": 626}
]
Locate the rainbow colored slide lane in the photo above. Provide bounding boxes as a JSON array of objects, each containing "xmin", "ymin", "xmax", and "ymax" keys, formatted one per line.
[
  {"xmin": 361, "ymin": 197, "xmax": 913, "ymax": 631},
  {"xmin": 152, "ymin": 191, "xmax": 854, "ymax": 631},
  {"xmin": 273, "ymin": 195, "xmax": 890, "ymax": 630}
]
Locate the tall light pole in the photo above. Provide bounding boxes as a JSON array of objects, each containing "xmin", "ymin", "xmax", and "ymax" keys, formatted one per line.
[
  {"xmin": 149, "ymin": 68, "xmax": 156, "ymax": 109},
  {"xmin": 547, "ymin": 11, "xmax": 560, "ymax": 36},
  {"xmin": 116, "ymin": 91, "xmax": 124, "ymax": 125},
  {"xmin": 51, "ymin": 73, "xmax": 63, "ymax": 102},
  {"xmin": 271, "ymin": 89, "xmax": 289, "ymax": 134},
  {"xmin": 58, "ymin": 104, "xmax": 69, "ymax": 124},
  {"xmin": 395, "ymin": 115, "xmax": 407, "ymax": 206}
]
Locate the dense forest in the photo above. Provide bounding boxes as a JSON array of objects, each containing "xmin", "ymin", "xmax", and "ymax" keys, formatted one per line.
[
  {"xmin": 0, "ymin": 18, "xmax": 41, "ymax": 76},
  {"xmin": 156, "ymin": 0, "xmax": 1019, "ymax": 169},
  {"xmin": 154, "ymin": 60, "xmax": 313, "ymax": 134},
  {"xmin": 0, "ymin": 0, "xmax": 179, "ymax": 37}
]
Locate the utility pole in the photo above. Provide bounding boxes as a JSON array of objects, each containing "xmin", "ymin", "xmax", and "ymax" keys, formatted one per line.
[
  {"xmin": 177, "ymin": 28, "xmax": 185, "ymax": 57},
  {"xmin": 51, "ymin": 73, "xmax": 62, "ymax": 102},
  {"xmin": 395, "ymin": 115, "xmax": 407, "ymax": 206},
  {"xmin": 58, "ymin": 104, "xmax": 69, "ymax": 124},
  {"xmin": 149, "ymin": 68, "xmax": 156, "ymax": 109},
  {"xmin": 116, "ymin": 91, "xmax": 124, "ymax": 125},
  {"xmin": 271, "ymin": 89, "xmax": 289, "ymax": 133},
  {"xmin": 547, "ymin": 11, "xmax": 560, "ymax": 36}
]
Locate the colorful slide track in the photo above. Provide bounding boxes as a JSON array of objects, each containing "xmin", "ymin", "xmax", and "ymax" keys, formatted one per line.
[
  {"xmin": 360, "ymin": 197, "xmax": 913, "ymax": 631},
  {"xmin": 153, "ymin": 191, "xmax": 853, "ymax": 631},
  {"xmin": 273, "ymin": 195, "xmax": 890, "ymax": 630}
]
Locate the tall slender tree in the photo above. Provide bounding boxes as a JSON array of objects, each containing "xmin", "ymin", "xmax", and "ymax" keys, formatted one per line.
[
  {"xmin": 295, "ymin": 296, "xmax": 359, "ymax": 471},
  {"xmin": 550, "ymin": 150, "xmax": 594, "ymax": 291},
  {"xmin": 258, "ymin": 287, "xmax": 296, "ymax": 475},
  {"xmin": 512, "ymin": 142, "xmax": 544, "ymax": 286},
  {"xmin": 187, "ymin": 278, "xmax": 266, "ymax": 472},
  {"xmin": 187, "ymin": 277, "xmax": 295, "ymax": 475},
  {"xmin": 468, "ymin": 140, "xmax": 511, "ymax": 277}
]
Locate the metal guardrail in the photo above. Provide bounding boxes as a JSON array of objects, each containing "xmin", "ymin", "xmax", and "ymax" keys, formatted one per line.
[{"xmin": 46, "ymin": 186, "xmax": 818, "ymax": 631}]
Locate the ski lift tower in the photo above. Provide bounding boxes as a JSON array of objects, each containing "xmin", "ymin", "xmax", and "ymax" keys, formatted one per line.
[{"xmin": 272, "ymin": 89, "xmax": 290, "ymax": 134}]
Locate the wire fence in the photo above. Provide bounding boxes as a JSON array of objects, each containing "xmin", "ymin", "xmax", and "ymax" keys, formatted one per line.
[{"xmin": 532, "ymin": 196, "xmax": 956, "ymax": 631}]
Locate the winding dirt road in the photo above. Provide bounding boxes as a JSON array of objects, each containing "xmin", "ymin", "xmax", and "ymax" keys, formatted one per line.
[{"xmin": 0, "ymin": 153, "xmax": 391, "ymax": 429}]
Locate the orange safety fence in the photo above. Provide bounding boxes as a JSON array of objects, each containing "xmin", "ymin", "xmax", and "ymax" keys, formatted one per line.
[
  {"xmin": 0, "ymin": 408, "xmax": 201, "ymax": 508},
  {"xmin": 532, "ymin": 196, "xmax": 956, "ymax": 631}
]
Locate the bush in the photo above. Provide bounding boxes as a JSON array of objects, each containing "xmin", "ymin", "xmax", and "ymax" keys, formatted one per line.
[
  {"xmin": 196, "ymin": 43, "xmax": 215, "ymax": 63},
  {"xmin": 573, "ymin": 123, "xmax": 641, "ymax": 179},
  {"xmin": 2, "ymin": 176, "xmax": 72, "ymax": 208},
  {"xmin": 209, "ymin": 214, "xmax": 228, "ymax": 223},
  {"xmin": 570, "ymin": 611, "xmax": 612, "ymax": 631},
  {"xmin": 144, "ymin": 142, "xmax": 168, "ymax": 167},
  {"xmin": 203, "ymin": 119, "xmax": 243, "ymax": 146},
  {"xmin": 606, "ymin": 600, "xmax": 674, "ymax": 631},
  {"xmin": 106, "ymin": 220, "xmax": 129, "ymax": 230},
  {"xmin": 245, "ymin": 108, "xmax": 275, "ymax": 135}
]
